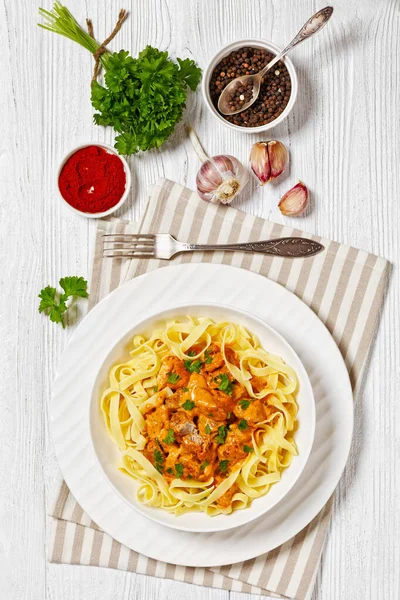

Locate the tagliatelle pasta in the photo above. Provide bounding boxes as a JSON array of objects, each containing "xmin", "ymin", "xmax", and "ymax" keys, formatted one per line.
[{"xmin": 101, "ymin": 317, "xmax": 298, "ymax": 516}]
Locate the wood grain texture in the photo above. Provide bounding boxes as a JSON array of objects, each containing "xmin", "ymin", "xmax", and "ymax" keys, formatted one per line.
[{"xmin": 0, "ymin": 1, "xmax": 398, "ymax": 599}]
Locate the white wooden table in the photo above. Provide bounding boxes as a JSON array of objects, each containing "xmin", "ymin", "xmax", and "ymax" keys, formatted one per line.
[{"xmin": 1, "ymin": 1, "xmax": 399, "ymax": 599}]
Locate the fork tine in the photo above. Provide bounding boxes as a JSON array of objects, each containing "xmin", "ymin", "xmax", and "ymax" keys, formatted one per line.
[
  {"xmin": 103, "ymin": 240, "xmax": 155, "ymax": 248},
  {"xmin": 102, "ymin": 233, "xmax": 155, "ymax": 239},
  {"xmin": 103, "ymin": 251, "xmax": 155, "ymax": 259}
]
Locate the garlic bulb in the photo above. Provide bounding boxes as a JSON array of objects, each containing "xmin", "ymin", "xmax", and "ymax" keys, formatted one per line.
[
  {"xmin": 187, "ymin": 125, "xmax": 249, "ymax": 204},
  {"xmin": 250, "ymin": 140, "xmax": 288, "ymax": 185},
  {"xmin": 196, "ymin": 155, "xmax": 249, "ymax": 204},
  {"xmin": 278, "ymin": 181, "xmax": 308, "ymax": 216}
]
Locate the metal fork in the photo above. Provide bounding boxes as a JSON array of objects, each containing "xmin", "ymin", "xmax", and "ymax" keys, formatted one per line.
[{"xmin": 102, "ymin": 233, "xmax": 324, "ymax": 260}]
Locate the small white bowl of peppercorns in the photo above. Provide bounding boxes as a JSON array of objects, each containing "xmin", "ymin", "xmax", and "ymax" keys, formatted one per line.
[{"xmin": 202, "ymin": 39, "xmax": 298, "ymax": 132}]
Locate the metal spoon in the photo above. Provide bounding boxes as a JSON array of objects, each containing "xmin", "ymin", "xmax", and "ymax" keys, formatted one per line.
[{"xmin": 218, "ymin": 6, "xmax": 334, "ymax": 116}]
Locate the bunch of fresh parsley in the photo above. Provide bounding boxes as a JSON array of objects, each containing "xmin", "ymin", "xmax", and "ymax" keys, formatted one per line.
[
  {"xmin": 38, "ymin": 277, "xmax": 88, "ymax": 328},
  {"xmin": 39, "ymin": 6, "xmax": 202, "ymax": 156},
  {"xmin": 91, "ymin": 47, "xmax": 202, "ymax": 155}
]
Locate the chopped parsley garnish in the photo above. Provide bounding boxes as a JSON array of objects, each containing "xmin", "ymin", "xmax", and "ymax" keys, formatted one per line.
[
  {"xmin": 183, "ymin": 387, "xmax": 189, "ymax": 392},
  {"xmin": 205, "ymin": 423, "xmax": 211, "ymax": 434},
  {"xmin": 187, "ymin": 474, "xmax": 192, "ymax": 479},
  {"xmin": 175, "ymin": 463, "xmax": 184, "ymax": 478},
  {"xmin": 204, "ymin": 350, "xmax": 213, "ymax": 364},
  {"xmin": 167, "ymin": 372, "xmax": 181, "ymax": 384},
  {"xmin": 219, "ymin": 460, "xmax": 229, "ymax": 473},
  {"xmin": 215, "ymin": 425, "xmax": 228, "ymax": 444},
  {"xmin": 243, "ymin": 445, "xmax": 254, "ymax": 453},
  {"xmin": 162, "ymin": 428, "xmax": 175, "ymax": 444},
  {"xmin": 166, "ymin": 467, "xmax": 174, "ymax": 475},
  {"xmin": 208, "ymin": 413, "xmax": 214, "ymax": 417},
  {"xmin": 153, "ymin": 385, "xmax": 159, "ymax": 393},
  {"xmin": 238, "ymin": 419, "xmax": 248, "ymax": 431},
  {"xmin": 182, "ymin": 399, "xmax": 195, "ymax": 411},
  {"xmin": 239, "ymin": 399, "xmax": 251, "ymax": 410},
  {"xmin": 188, "ymin": 350, "xmax": 196, "ymax": 357},
  {"xmin": 227, "ymin": 411, "xmax": 231, "ymax": 419},
  {"xmin": 153, "ymin": 449, "xmax": 164, "ymax": 474},
  {"xmin": 200, "ymin": 460, "xmax": 209, "ymax": 472},
  {"xmin": 184, "ymin": 359, "xmax": 203, "ymax": 373},
  {"xmin": 214, "ymin": 373, "xmax": 235, "ymax": 396}
]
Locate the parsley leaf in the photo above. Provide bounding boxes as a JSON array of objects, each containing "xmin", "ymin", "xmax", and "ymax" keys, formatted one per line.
[
  {"xmin": 162, "ymin": 428, "xmax": 175, "ymax": 444},
  {"xmin": 182, "ymin": 399, "xmax": 195, "ymax": 411},
  {"xmin": 175, "ymin": 463, "xmax": 184, "ymax": 478},
  {"xmin": 214, "ymin": 373, "xmax": 235, "ymax": 396},
  {"xmin": 219, "ymin": 460, "xmax": 229, "ymax": 473},
  {"xmin": 38, "ymin": 286, "xmax": 57, "ymax": 312},
  {"xmin": 153, "ymin": 385, "xmax": 159, "ymax": 393},
  {"xmin": 177, "ymin": 57, "xmax": 202, "ymax": 91},
  {"xmin": 167, "ymin": 372, "xmax": 181, "ymax": 384},
  {"xmin": 215, "ymin": 425, "xmax": 228, "ymax": 445},
  {"xmin": 187, "ymin": 350, "xmax": 196, "ymax": 357},
  {"xmin": 243, "ymin": 445, "xmax": 254, "ymax": 453},
  {"xmin": 204, "ymin": 350, "xmax": 213, "ymax": 365},
  {"xmin": 239, "ymin": 399, "xmax": 251, "ymax": 410},
  {"xmin": 59, "ymin": 276, "xmax": 89, "ymax": 298},
  {"xmin": 153, "ymin": 449, "xmax": 164, "ymax": 474},
  {"xmin": 38, "ymin": 277, "xmax": 88, "ymax": 328},
  {"xmin": 205, "ymin": 423, "xmax": 211, "ymax": 434},
  {"xmin": 182, "ymin": 387, "xmax": 189, "ymax": 392},
  {"xmin": 166, "ymin": 467, "xmax": 174, "ymax": 475},
  {"xmin": 184, "ymin": 359, "xmax": 203, "ymax": 374},
  {"xmin": 200, "ymin": 460, "xmax": 209, "ymax": 472},
  {"xmin": 238, "ymin": 419, "xmax": 248, "ymax": 431}
]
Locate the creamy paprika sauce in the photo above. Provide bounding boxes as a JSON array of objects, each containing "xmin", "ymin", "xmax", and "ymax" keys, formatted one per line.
[{"xmin": 140, "ymin": 343, "xmax": 274, "ymax": 509}]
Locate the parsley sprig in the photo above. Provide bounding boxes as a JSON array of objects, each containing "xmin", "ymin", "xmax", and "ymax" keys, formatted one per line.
[
  {"xmin": 239, "ymin": 399, "xmax": 251, "ymax": 410},
  {"xmin": 167, "ymin": 372, "xmax": 181, "ymax": 384},
  {"xmin": 204, "ymin": 350, "xmax": 213, "ymax": 365},
  {"xmin": 182, "ymin": 399, "xmax": 195, "ymax": 411},
  {"xmin": 38, "ymin": 276, "xmax": 88, "ymax": 328},
  {"xmin": 215, "ymin": 425, "xmax": 228, "ymax": 445},
  {"xmin": 214, "ymin": 373, "xmax": 235, "ymax": 396},
  {"xmin": 153, "ymin": 449, "xmax": 164, "ymax": 474},
  {"xmin": 184, "ymin": 358, "xmax": 203, "ymax": 374},
  {"xmin": 162, "ymin": 429, "xmax": 175, "ymax": 444},
  {"xmin": 219, "ymin": 460, "xmax": 229, "ymax": 473}
]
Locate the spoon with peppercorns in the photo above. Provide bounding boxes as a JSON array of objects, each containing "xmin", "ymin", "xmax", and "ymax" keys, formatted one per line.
[{"xmin": 218, "ymin": 6, "xmax": 334, "ymax": 116}]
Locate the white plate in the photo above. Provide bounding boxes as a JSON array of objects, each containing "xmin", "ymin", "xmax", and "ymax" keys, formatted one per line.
[
  {"xmin": 51, "ymin": 263, "xmax": 353, "ymax": 568},
  {"xmin": 90, "ymin": 303, "xmax": 316, "ymax": 533}
]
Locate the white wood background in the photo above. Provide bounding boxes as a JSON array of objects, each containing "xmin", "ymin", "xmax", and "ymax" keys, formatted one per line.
[{"xmin": 0, "ymin": 0, "xmax": 399, "ymax": 599}]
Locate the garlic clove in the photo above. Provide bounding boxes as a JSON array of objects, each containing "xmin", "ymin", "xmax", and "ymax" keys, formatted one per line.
[
  {"xmin": 250, "ymin": 140, "xmax": 288, "ymax": 185},
  {"xmin": 278, "ymin": 181, "xmax": 308, "ymax": 216}
]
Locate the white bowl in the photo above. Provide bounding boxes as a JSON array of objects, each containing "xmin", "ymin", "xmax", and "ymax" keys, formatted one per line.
[
  {"xmin": 89, "ymin": 303, "xmax": 315, "ymax": 533},
  {"xmin": 202, "ymin": 39, "xmax": 298, "ymax": 133},
  {"xmin": 57, "ymin": 142, "xmax": 131, "ymax": 219}
]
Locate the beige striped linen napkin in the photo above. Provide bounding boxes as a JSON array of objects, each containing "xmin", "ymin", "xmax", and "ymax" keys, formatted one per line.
[{"xmin": 49, "ymin": 178, "xmax": 389, "ymax": 600}]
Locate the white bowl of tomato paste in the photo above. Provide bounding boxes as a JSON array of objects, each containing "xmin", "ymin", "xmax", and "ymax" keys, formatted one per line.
[{"xmin": 57, "ymin": 143, "xmax": 131, "ymax": 218}]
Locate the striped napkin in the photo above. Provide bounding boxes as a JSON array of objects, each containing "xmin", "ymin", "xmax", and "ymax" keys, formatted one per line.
[{"xmin": 49, "ymin": 178, "xmax": 389, "ymax": 600}]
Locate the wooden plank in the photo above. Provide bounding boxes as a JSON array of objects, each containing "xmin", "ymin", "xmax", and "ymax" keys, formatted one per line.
[{"xmin": 0, "ymin": 0, "xmax": 398, "ymax": 599}]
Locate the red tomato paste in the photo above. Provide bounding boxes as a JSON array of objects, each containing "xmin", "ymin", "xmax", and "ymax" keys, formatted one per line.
[{"xmin": 58, "ymin": 145, "xmax": 126, "ymax": 213}]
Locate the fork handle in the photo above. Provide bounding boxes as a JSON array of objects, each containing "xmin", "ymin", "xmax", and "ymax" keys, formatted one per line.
[{"xmin": 186, "ymin": 237, "xmax": 324, "ymax": 258}]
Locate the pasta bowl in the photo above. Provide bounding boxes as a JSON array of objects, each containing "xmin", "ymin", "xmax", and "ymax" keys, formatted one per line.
[{"xmin": 89, "ymin": 303, "xmax": 315, "ymax": 533}]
